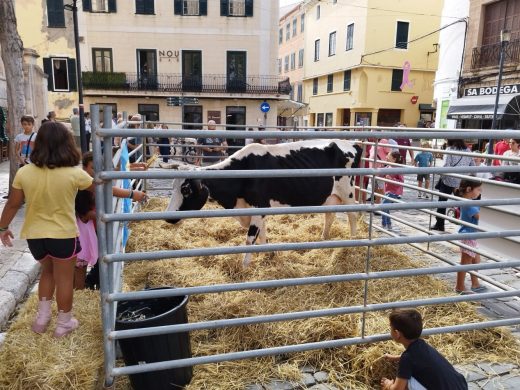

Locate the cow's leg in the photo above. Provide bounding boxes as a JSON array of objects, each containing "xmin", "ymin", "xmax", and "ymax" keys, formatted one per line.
[
  {"xmin": 321, "ymin": 195, "xmax": 341, "ymax": 240},
  {"xmin": 334, "ymin": 177, "xmax": 358, "ymax": 237},
  {"xmin": 243, "ymin": 215, "xmax": 264, "ymax": 267}
]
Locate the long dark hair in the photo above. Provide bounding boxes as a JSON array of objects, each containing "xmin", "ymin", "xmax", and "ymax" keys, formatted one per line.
[
  {"xmin": 30, "ymin": 121, "xmax": 81, "ymax": 168},
  {"xmin": 447, "ymin": 139, "xmax": 466, "ymax": 150},
  {"xmin": 389, "ymin": 151, "xmax": 403, "ymax": 164}
]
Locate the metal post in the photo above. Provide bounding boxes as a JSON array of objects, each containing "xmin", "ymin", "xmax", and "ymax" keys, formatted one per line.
[
  {"xmin": 66, "ymin": 0, "xmax": 87, "ymax": 153},
  {"xmin": 487, "ymin": 30, "xmax": 510, "ymax": 163}
]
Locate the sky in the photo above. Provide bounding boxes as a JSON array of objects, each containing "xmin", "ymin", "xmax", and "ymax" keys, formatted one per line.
[{"xmin": 279, "ymin": 0, "xmax": 302, "ymax": 7}]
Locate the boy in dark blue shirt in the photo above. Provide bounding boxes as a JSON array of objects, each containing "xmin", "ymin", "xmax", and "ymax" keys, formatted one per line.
[{"xmin": 381, "ymin": 309, "xmax": 468, "ymax": 390}]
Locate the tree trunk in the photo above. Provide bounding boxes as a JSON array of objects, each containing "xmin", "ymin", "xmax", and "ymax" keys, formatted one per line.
[{"xmin": 0, "ymin": 0, "xmax": 25, "ymax": 190}]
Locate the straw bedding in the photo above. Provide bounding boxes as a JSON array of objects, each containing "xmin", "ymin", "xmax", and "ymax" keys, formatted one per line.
[
  {"xmin": 0, "ymin": 197, "xmax": 518, "ymax": 389},
  {"xmin": 120, "ymin": 198, "xmax": 520, "ymax": 389}
]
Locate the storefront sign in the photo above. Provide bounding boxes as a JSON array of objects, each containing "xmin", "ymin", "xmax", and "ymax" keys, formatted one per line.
[
  {"xmin": 454, "ymin": 114, "xmax": 494, "ymax": 119},
  {"xmin": 464, "ymin": 84, "xmax": 520, "ymax": 96}
]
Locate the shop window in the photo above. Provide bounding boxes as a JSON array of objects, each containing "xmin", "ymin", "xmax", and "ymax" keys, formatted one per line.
[
  {"xmin": 138, "ymin": 104, "xmax": 159, "ymax": 121},
  {"xmin": 316, "ymin": 113, "xmax": 324, "ymax": 127},
  {"xmin": 325, "ymin": 113, "xmax": 333, "ymax": 127}
]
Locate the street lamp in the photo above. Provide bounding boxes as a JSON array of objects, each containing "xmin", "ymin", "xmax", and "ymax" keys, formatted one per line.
[
  {"xmin": 487, "ymin": 29, "xmax": 511, "ymax": 160},
  {"xmin": 64, "ymin": 0, "xmax": 87, "ymax": 153}
]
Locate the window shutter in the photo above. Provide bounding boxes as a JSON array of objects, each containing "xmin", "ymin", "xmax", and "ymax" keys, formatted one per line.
[
  {"xmin": 174, "ymin": 0, "xmax": 182, "ymax": 14},
  {"xmin": 108, "ymin": 0, "xmax": 117, "ymax": 12},
  {"xmin": 200, "ymin": 0, "xmax": 208, "ymax": 15},
  {"xmin": 221, "ymin": 0, "xmax": 228, "ymax": 16},
  {"xmin": 47, "ymin": 0, "xmax": 65, "ymax": 27},
  {"xmin": 43, "ymin": 58, "xmax": 54, "ymax": 91},
  {"xmin": 245, "ymin": 0, "xmax": 253, "ymax": 16},
  {"xmin": 68, "ymin": 59, "xmax": 78, "ymax": 91},
  {"xmin": 83, "ymin": 0, "xmax": 92, "ymax": 12},
  {"xmin": 136, "ymin": 0, "xmax": 144, "ymax": 13},
  {"xmin": 391, "ymin": 69, "xmax": 403, "ymax": 91}
]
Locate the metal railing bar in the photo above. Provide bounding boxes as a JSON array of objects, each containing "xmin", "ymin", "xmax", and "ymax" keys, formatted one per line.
[
  {"xmin": 96, "ymin": 129, "xmax": 520, "ymax": 140},
  {"xmin": 103, "ymin": 198, "xmax": 520, "ymax": 222},
  {"xmin": 108, "ymin": 259, "xmax": 520, "ymax": 303},
  {"xmin": 99, "ymin": 165, "xmax": 520, "ymax": 180},
  {"xmin": 104, "ymin": 230, "xmax": 520, "ymax": 263},
  {"xmin": 110, "ymin": 317, "xmax": 520, "ymax": 377},
  {"xmin": 110, "ymin": 289, "xmax": 520, "ymax": 341}
]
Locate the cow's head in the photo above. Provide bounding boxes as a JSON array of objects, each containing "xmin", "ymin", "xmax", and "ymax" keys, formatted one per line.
[{"xmin": 165, "ymin": 166, "xmax": 209, "ymax": 224}]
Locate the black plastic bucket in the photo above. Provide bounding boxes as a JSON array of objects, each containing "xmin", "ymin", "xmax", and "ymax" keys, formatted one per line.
[{"xmin": 115, "ymin": 287, "xmax": 192, "ymax": 389}]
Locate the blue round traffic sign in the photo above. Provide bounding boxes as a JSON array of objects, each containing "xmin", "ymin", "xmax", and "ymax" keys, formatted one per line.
[{"xmin": 260, "ymin": 102, "xmax": 270, "ymax": 113}]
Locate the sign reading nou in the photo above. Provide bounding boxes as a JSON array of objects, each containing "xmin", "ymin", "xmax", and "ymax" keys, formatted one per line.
[{"xmin": 464, "ymin": 84, "xmax": 520, "ymax": 96}]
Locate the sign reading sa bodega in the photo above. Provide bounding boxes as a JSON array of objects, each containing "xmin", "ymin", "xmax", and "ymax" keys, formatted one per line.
[{"xmin": 464, "ymin": 84, "xmax": 520, "ymax": 96}]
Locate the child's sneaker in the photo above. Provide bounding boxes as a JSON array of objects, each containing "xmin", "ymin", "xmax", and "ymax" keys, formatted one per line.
[
  {"xmin": 53, "ymin": 311, "xmax": 79, "ymax": 338},
  {"xmin": 31, "ymin": 298, "xmax": 52, "ymax": 334}
]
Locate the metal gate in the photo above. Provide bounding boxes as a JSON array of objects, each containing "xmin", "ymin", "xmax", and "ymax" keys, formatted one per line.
[{"xmin": 90, "ymin": 105, "xmax": 520, "ymax": 387}]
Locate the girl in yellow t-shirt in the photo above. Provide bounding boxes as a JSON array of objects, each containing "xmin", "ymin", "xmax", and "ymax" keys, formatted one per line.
[{"xmin": 0, "ymin": 121, "xmax": 93, "ymax": 338}]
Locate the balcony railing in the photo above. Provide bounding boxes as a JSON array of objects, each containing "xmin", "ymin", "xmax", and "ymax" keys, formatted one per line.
[
  {"xmin": 471, "ymin": 39, "xmax": 520, "ymax": 69},
  {"xmin": 82, "ymin": 72, "xmax": 292, "ymax": 95}
]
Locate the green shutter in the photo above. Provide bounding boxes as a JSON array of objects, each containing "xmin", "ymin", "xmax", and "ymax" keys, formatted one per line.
[
  {"xmin": 200, "ymin": 0, "xmax": 207, "ymax": 15},
  {"xmin": 47, "ymin": 0, "xmax": 65, "ymax": 27},
  {"xmin": 83, "ymin": 0, "xmax": 92, "ymax": 11},
  {"xmin": 220, "ymin": 0, "xmax": 228, "ymax": 16},
  {"xmin": 68, "ymin": 59, "xmax": 78, "ymax": 91},
  {"xmin": 108, "ymin": 0, "xmax": 117, "ymax": 12},
  {"xmin": 174, "ymin": 0, "xmax": 182, "ymax": 14},
  {"xmin": 245, "ymin": 0, "xmax": 253, "ymax": 16},
  {"xmin": 43, "ymin": 58, "xmax": 54, "ymax": 91}
]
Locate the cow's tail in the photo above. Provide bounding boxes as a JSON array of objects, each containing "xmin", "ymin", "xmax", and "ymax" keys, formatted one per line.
[{"xmin": 352, "ymin": 144, "xmax": 363, "ymax": 168}]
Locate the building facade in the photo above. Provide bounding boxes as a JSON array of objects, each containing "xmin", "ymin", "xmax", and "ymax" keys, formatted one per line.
[
  {"xmin": 448, "ymin": 0, "xmax": 520, "ymax": 132},
  {"xmin": 432, "ymin": 0, "xmax": 469, "ymax": 130},
  {"xmin": 16, "ymin": 0, "xmax": 78, "ymax": 120},
  {"xmin": 302, "ymin": 0, "xmax": 442, "ymax": 128},
  {"xmin": 278, "ymin": 1, "xmax": 308, "ymax": 128},
  {"xmin": 79, "ymin": 0, "xmax": 287, "ymax": 136},
  {"xmin": 16, "ymin": 0, "xmax": 288, "ymax": 131}
]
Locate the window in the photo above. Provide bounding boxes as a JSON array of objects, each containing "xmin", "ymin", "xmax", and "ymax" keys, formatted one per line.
[
  {"xmin": 42, "ymin": 57, "xmax": 77, "ymax": 92},
  {"xmin": 286, "ymin": 23, "xmax": 291, "ymax": 41},
  {"xmin": 346, "ymin": 23, "xmax": 354, "ymax": 51},
  {"xmin": 329, "ymin": 31, "xmax": 336, "ymax": 56},
  {"xmin": 277, "ymin": 58, "xmax": 282, "ymax": 74},
  {"xmin": 391, "ymin": 69, "xmax": 404, "ymax": 91},
  {"xmin": 325, "ymin": 113, "xmax": 333, "ymax": 127},
  {"xmin": 327, "ymin": 74, "xmax": 333, "ymax": 93},
  {"xmin": 316, "ymin": 113, "xmax": 324, "ymax": 127},
  {"xmin": 316, "ymin": 5, "xmax": 320, "ymax": 20},
  {"xmin": 396, "ymin": 21, "xmax": 409, "ymax": 49},
  {"xmin": 220, "ymin": 0, "xmax": 252, "ymax": 17},
  {"xmin": 279, "ymin": 28, "xmax": 283, "ymax": 44},
  {"xmin": 83, "ymin": 0, "xmax": 117, "ymax": 13},
  {"xmin": 292, "ymin": 18, "xmax": 297, "ymax": 37},
  {"xmin": 284, "ymin": 55, "xmax": 289, "ymax": 72},
  {"xmin": 135, "ymin": 0, "xmax": 154, "ymax": 14},
  {"xmin": 227, "ymin": 51, "xmax": 246, "ymax": 92},
  {"xmin": 314, "ymin": 39, "xmax": 320, "ymax": 61},
  {"xmin": 290, "ymin": 52, "xmax": 296, "ymax": 70},
  {"xmin": 343, "ymin": 70, "xmax": 351, "ymax": 91},
  {"xmin": 301, "ymin": 14, "xmax": 305, "ymax": 32},
  {"xmin": 47, "ymin": 0, "xmax": 65, "ymax": 27},
  {"xmin": 138, "ymin": 104, "xmax": 159, "ymax": 121},
  {"xmin": 92, "ymin": 48, "xmax": 113, "ymax": 72},
  {"xmin": 298, "ymin": 49, "xmax": 304, "ymax": 68},
  {"xmin": 174, "ymin": 0, "xmax": 207, "ymax": 16},
  {"xmin": 313, "ymin": 78, "xmax": 318, "ymax": 95},
  {"xmin": 289, "ymin": 83, "xmax": 295, "ymax": 100},
  {"xmin": 297, "ymin": 83, "xmax": 303, "ymax": 102}
]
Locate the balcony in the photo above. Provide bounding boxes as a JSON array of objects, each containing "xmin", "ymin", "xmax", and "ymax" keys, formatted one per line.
[
  {"xmin": 82, "ymin": 72, "xmax": 291, "ymax": 95},
  {"xmin": 471, "ymin": 39, "xmax": 520, "ymax": 69}
]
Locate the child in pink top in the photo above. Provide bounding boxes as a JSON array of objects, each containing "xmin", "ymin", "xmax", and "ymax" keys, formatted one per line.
[{"xmin": 382, "ymin": 151, "xmax": 404, "ymax": 230}]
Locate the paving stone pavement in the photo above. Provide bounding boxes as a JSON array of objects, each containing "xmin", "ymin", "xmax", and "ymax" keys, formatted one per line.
[{"xmin": 0, "ymin": 161, "xmax": 519, "ymax": 389}]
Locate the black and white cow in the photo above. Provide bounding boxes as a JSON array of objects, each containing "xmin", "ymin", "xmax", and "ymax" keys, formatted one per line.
[{"xmin": 166, "ymin": 140, "xmax": 362, "ymax": 267}]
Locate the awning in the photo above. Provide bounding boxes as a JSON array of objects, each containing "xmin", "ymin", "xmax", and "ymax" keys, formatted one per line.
[
  {"xmin": 447, "ymin": 95, "xmax": 520, "ymax": 119},
  {"xmin": 277, "ymin": 100, "xmax": 308, "ymax": 118}
]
